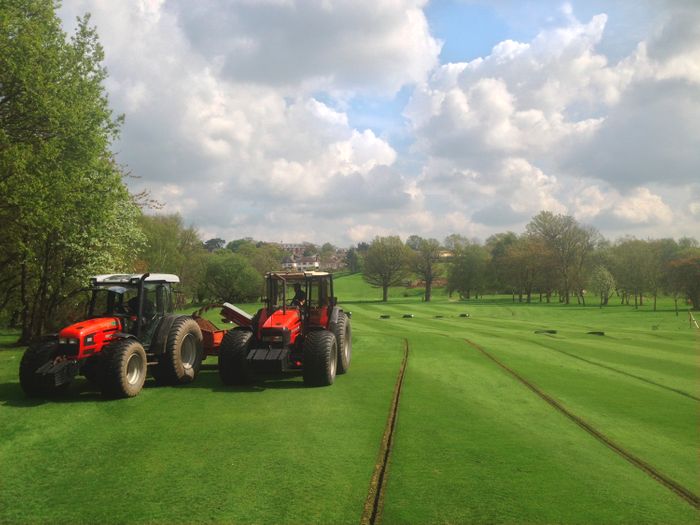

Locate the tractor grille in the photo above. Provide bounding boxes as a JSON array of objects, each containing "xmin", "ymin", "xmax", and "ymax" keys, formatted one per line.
[
  {"xmin": 260, "ymin": 329, "xmax": 290, "ymax": 348},
  {"xmin": 58, "ymin": 343, "xmax": 79, "ymax": 357}
]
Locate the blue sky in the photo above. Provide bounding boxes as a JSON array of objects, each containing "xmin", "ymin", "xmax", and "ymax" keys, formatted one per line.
[{"xmin": 58, "ymin": 0, "xmax": 700, "ymax": 245}]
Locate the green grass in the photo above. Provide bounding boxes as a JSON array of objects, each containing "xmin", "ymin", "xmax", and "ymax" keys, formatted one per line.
[{"xmin": 0, "ymin": 279, "xmax": 698, "ymax": 524}]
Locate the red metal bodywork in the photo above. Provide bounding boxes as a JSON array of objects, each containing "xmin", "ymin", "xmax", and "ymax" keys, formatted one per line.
[
  {"xmin": 261, "ymin": 308, "xmax": 303, "ymax": 344},
  {"xmin": 58, "ymin": 317, "xmax": 123, "ymax": 359}
]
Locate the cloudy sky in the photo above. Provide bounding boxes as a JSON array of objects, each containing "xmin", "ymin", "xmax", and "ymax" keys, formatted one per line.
[{"xmin": 58, "ymin": 0, "xmax": 700, "ymax": 246}]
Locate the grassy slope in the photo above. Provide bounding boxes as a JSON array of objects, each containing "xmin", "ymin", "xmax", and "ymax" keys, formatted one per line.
[{"xmin": 0, "ymin": 276, "xmax": 697, "ymax": 524}]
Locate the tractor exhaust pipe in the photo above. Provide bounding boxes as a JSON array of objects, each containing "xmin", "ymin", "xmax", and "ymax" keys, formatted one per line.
[{"xmin": 135, "ymin": 273, "xmax": 150, "ymax": 339}]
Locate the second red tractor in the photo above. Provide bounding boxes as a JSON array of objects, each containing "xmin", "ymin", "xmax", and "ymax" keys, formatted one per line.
[{"xmin": 217, "ymin": 271, "xmax": 351, "ymax": 386}]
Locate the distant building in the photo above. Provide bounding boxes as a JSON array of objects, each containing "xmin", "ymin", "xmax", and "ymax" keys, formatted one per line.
[
  {"xmin": 278, "ymin": 243, "xmax": 306, "ymax": 256},
  {"xmin": 282, "ymin": 255, "xmax": 320, "ymax": 271}
]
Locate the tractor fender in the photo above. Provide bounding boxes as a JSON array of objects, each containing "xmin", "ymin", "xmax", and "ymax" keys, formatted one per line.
[
  {"xmin": 150, "ymin": 314, "xmax": 187, "ymax": 355},
  {"xmin": 328, "ymin": 306, "xmax": 343, "ymax": 331}
]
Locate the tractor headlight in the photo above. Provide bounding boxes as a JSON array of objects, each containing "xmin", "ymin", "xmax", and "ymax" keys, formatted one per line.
[
  {"xmin": 84, "ymin": 335, "xmax": 94, "ymax": 345},
  {"xmin": 68, "ymin": 338, "xmax": 79, "ymax": 345},
  {"xmin": 59, "ymin": 337, "xmax": 67, "ymax": 344}
]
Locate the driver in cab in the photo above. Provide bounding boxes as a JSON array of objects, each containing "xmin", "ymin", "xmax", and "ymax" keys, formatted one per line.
[{"xmin": 290, "ymin": 283, "xmax": 306, "ymax": 307}]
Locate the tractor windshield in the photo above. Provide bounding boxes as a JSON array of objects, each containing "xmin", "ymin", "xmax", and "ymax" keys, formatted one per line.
[
  {"xmin": 89, "ymin": 286, "xmax": 139, "ymax": 317},
  {"xmin": 265, "ymin": 274, "xmax": 332, "ymax": 312}
]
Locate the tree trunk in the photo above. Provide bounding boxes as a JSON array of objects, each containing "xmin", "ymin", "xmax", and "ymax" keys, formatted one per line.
[
  {"xmin": 425, "ymin": 279, "xmax": 432, "ymax": 302},
  {"xmin": 20, "ymin": 259, "xmax": 30, "ymax": 344},
  {"xmin": 653, "ymin": 293, "xmax": 657, "ymax": 312},
  {"xmin": 382, "ymin": 285, "xmax": 388, "ymax": 302},
  {"xmin": 634, "ymin": 290, "xmax": 638, "ymax": 310}
]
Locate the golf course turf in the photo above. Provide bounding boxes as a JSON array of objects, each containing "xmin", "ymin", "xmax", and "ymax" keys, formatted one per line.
[{"xmin": 0, "ymin": 274, "xmax": 698, "ymax": 524}]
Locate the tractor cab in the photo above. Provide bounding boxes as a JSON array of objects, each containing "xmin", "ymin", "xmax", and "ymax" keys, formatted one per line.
[
  {"xmin": 265, "ymin": 272, "xmax": 335, "ymax": 325},
  {"xmin": 87, "ymin": 274, "xmax": 178, "ymax": 340}
]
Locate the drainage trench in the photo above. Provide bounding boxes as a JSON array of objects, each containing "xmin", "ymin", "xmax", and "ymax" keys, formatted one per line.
[
  {"xmin": 360, "ymin": 339, "xmax": 410, "ymax": 525},
  {"xmin": 465, "ymin": 338, "xmax": 700, "ymax": 510}
]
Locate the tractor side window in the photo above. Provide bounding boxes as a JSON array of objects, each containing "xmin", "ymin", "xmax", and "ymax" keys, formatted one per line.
[
  {"xmin": 307, "ymin": 280, "xmax": 328, "ymax": 308},
  {"xmin": 269, "ymin": 280, "xmax": 282, "ymax": 309},
  {"xmin": 142, "ymin": 284, "xmax": 157, "ymax": 318},
  {"xmin": 155, "ymin": 284, "xmax": 168, "ymax": 315}
]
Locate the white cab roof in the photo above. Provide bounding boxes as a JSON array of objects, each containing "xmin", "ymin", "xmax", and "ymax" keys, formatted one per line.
[{"xmin": 92, "ymin": 273, "xmax": 180, "ymax": 284}]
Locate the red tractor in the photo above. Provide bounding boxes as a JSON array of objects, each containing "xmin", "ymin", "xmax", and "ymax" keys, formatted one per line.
[
  {"xmin": 19, "ymin": 273, "xmax": 204, "ymax": 398},
  {"xmin": 218, "ymin": 271, "xmax": 351, "ymax": 386}
]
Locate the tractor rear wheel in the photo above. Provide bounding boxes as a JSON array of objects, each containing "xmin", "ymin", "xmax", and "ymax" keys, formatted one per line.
[
  {"xmin": 333, "ymin": 312, "xmax": 352, "ymax": 375},
  {"xmin": 152, "ymin": 317, "xmax": 203, "ymax": 385},
  {"xmin": 101, "ymin": 339, "xmax": 147, "ymax": 398},
  {"xmin": 303, "ymin": 330, "xmax": 337, "ymax": 387},
  {"xmin": 219, "ymin": 329, "xmax": 253, "ymax": 385},
  {"xmin": 19, "ymin": 341, "xmax": 68, "ymax": 397}
]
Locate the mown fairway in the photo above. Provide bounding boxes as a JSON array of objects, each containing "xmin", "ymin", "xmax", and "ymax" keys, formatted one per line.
[{"xmin": 0, "ymin": 275, "xmax": 698, "ymax": 524}]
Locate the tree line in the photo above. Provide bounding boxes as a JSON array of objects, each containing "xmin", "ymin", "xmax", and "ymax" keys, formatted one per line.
[{"xmin": 357, "ymin": 211, "xmax": 700, "ymax": 312}]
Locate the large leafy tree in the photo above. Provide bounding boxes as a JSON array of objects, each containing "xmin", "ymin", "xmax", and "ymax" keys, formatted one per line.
[
  {"xmin": 202, "ymin": 252, "xmax": 262, "ymax": 303},
  {"xmin": 0, "ymin": 1, "xmax": 143, "ymax": 341},
  {"xmin": 407, "ymin": 237, "xmax": 442, "ymax": 302},
  {"xmin": 447, "ymin": 243, "xmax": 489, "ymax": 300},
  {"xmin": 667, "ymin": 249, "xmax": 700, "ymax": 311},
  {"xmin": 525, "ymin": 212, "xmax": 598, "ymax": 304},
  {"xmin": 362, "ymin": 236, "xmax": 410, "ymax": 301},
  {"xmin": 589, "ymin": 265, "xmax": 616, "ymax": 307},
  {"xmin": 136, "ymin": 214, "xmax": 207, "ymax": 302}
]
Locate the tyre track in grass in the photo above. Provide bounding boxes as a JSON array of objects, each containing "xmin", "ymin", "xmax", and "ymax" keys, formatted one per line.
[
  {"xmin": 464, "ymin": 338, "xmax": 700, "ymax": 510},
  {"xmin": 360, "ymin": 339, "xmax": 409, "ymax": 525},
  {"xmin": 534, "ymin": 339, "xmax": 700, "ymax": 402}
]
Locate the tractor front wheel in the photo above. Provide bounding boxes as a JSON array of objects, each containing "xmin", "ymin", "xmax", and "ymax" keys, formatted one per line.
[
  {"xmin": 101, "ymin": 339, "xmax": 147, "ymax": 398},
  {"xmin": 19, "ymin": 341, "xmax": 68, "ymax": 397},
  {"xmin": 303, "ymin": 330, "xmax": 337, "ymax": 387},
  {"xmin": 333, "ymin": 312, "xmax": 352, "ymax": 375},
  {"xmin": 153, "ymin": 317, "xmax": 204, "ymax": 385},
  {"xmin": 219, "ymin": 329, "xmax": 253, "ymax": 385}
]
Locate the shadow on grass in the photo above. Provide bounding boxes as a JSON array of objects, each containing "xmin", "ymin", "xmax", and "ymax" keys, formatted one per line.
[
  {"xmin": 192, "ymin": 368, "xmax": 306, "ymax": 391},
  {"xmin": 0, "ymin": 379, "xmax": 105, "ymax": 407},
  {"xmin": 0, "ymin": 367, "xmax": 306, "ymax": 407}
]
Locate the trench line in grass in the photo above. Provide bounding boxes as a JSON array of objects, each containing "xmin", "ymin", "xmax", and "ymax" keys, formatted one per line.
[
  {"xmin": 536, "ymin": 341, "xmax": 700, "ymax": 402},
  {"xmin": 464, "ymin": 338, "xmax": 700, "ymax": 510},
  {"xmin": 360, "ymin": 339, "xmax": 409, "ymax": 525}
]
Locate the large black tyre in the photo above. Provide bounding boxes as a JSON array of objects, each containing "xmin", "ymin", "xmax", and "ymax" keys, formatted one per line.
[
  {"xmin": 19, "ymin": 341, "xmax": 68, "ymax": 397},
  {"xmin": 152, "ymin": 317, "xmax": 204, "ymax": 385},
  {"xmin": 333, "ymin": 312, "xmax": 352, "ymax": 375},
  {"xmin": 218, "ymin": 329, "xmax": 253, "ymax": 385},
  {"xmin": 303, "ymin": 330, "xmax": 338, "ymax": 387},
  {"xmin": 100, "ymin": 339, "xmax": 147, "ymax": 398}
]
